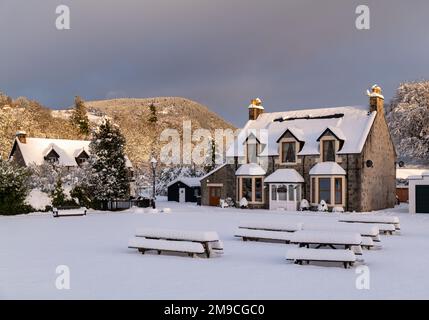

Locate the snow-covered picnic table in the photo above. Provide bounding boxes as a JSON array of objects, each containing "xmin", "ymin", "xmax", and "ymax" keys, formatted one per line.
[
  {"xmin": 286, "ymin": 248, "xmax": 357, "ymax": 269},
  {"xmin": 135, "ymin": 228, "xmax": 223, "ymax": 258},
  {"xmin": 339, "ymin": 215, "xmax": 400, "ymax": 231},
  {"xmin": 239, "ymin": 221, "xmax": 303, "ymax": 232},
  {"xmin": 303, "ymin": 223, "xmax": 381, "ymax": 242},
  {"xmin": 289, "ymin": 230, "xmax": 363, "ymax": 251}
]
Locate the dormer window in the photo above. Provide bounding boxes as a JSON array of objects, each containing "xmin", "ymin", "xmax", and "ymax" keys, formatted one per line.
[
  {"xmin": 317, "ymin": 127, "xmax": 345, "ymax": 163},
  {"xmin": 75, "ymin": 150, "xmax": 89, "ymax": 166},
  {"xmin": 44, "ymin": 149, "xmax": 60, "ymax": 164},
  {"xmin": 247, "ymin": 142, "xmax": 258, "ymax": 164},
  {"xmin": 281, "ymin": 142, "xmax": 296, "ymax": 163},
  {"xmin": 322, "ymin": 140, "xmax": 336, "ymax": 162}
]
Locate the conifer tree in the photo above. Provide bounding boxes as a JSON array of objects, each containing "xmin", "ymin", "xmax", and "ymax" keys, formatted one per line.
[
  {"xmin": 89, "ymin": 118, "xmax": 130, "ymax": 200},
  {"xmin": 0, "ymin": 160, "xmax": 31, "ymax": 215},
  {"xmin": 70, "ymin": 96, "xmax": 90, "ymax": 136},
  {"xmin": 51, "ymin": 178, "xmax": 66, "ymax": 207}
]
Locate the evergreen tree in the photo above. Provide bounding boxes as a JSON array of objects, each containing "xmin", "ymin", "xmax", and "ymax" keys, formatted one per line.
[
  {"xmin": 89, "ymin": 118, "xmax": 130, "ymax": 200},
  {"xmin": 148, "ymin": 103, "xmax": 158, "ymax": 124},
  {"xmin": 70, "ymin": 96, "xmax": 90, "ymax": 136},
  {"xmin": 0, "ymin": 160, "xmax": 31, "ymax": 215},
  {"xmin": 51, "ymin": 178, "xmax": 66, "ymax": 207}
]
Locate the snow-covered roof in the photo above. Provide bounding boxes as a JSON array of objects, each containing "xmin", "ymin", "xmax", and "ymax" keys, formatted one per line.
[
  {"xmin": 309, "ymin": 162, "xmax": 346, "ymax": 175},
  {"xmin": 167, "ymin": 177, "xmax": 201, "ymax": 188},
  {"xmin": 396, "ymin": 168, "xmax": 429, "ymax": 180},
  {"xmin": 13, "ymin": 137, "xmax": 133, "ymax": 168},
  {"xmin": 226, "ymin": 105, "xmax": 376, "ymax": 157},
  {"xmin": 408, "ymin": 171, "xmax": 429, "ymax": 180},
  {"xmin": 199, "ymin": 163, "xmax": 228, "ymax": 181},
  {"xmin": 264, "ymin": 169, "xmax": 304, "ymax": 183},
  {"xmin": 235, "ymin": 163, "xmax": 266, "ymax": 176}
]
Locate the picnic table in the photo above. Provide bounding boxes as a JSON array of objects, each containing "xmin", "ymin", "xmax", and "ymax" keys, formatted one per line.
[
  {"xmin": 289, "ymin": 230, "xmax": 363, "ymax": 251},
  {"xmin": 135, "ymin": 228, "xmax": 222, "ymax": 258},
  {"xmin": 239, "ymin": 221, "xmax": 303, "ymax": 233},
  {"xmin": 338, "ymin": 215, "xmax": 400, "ymax": 231},
  {"xmin": 304, "ymin": 223, "xmax": 381, "ymax": 242}
]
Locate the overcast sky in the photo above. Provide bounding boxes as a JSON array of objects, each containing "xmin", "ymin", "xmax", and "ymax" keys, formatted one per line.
[{"xmin": 1, "ymin": 0, "xmax": 428, "ymax": 126}]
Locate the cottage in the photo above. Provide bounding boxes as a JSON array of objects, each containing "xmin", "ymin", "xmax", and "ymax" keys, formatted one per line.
[
  {"xmin": 167, "ymin": 178, "xmax": 201, "ymax": 203},
  {"xmin": 8, "ymin": 131, "xmax": 136, "ymax": 195},
  {"xmin": 408, "ymin": 172, "xmax": 429, "ymax": 214},
  {"xmin": 201, "ymin": 85, "xmax": 397, "ymax": 212}
]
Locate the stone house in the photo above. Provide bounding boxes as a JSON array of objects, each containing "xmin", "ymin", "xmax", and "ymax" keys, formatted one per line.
[
  {"xmin": 8, "ymin": 132, "xmax": 136, "ymax": 196},
  {"xmin": 200, "ymin": 86, "xmax": 397, "ymax": 212}
]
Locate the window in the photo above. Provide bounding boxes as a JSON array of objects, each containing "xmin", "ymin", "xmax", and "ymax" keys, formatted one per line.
[
  {"xmin": 323, "ymin": 140, "xmax": 336, "ymax": 162},
  {"xmin": 288, "ymin": 185, "xmax": 295, "ymax": 201},
  {"xmin": 319, "ymin": 178, "xmax": 331, "ymax": 204},
  {"xmin": 240, "ymin": 177, "xmax": 264, "ymax": 203},
  {"xmin": 311, "ymin": 178, "xmax": 316, "ymax": 203},
  {"xmin": 335, "ymin": 178, "xmax": 342, "ymax": 204},
  {"xmin": 242, "ymin": 178, "xmax": 252, "ymax": 201},
  {"xmin": 271, "ymin": 185, "xmax": 277, "ymax": 201},
  {"xmin": 296, "ymin": 185, "xmax": 301, "ymax": 202},
  {"xmin": 282, "ymin": 142, "xmax": 296, "ymax": 163},
  {"xmin": 247, "ymin": 143, "xmax": 258, "ymax": 163},
  {"xmin": 255, "ymin": 178, "xmax": 263, "ymax": 202}
]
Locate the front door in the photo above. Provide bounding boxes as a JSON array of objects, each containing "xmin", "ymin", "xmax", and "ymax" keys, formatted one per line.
[
  {"xmin": 209, "ymin": 187, "xmax": 222, "ymax": 206},
  {"xmin": 416, "ymin": 185, "xmax": 429, "ymax": 213},
  {"xmin": 179, "ymin": 188, "xmax": 186, "ymax": 203}
]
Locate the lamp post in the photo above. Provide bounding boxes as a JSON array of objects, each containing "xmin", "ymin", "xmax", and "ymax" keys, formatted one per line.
[{"xmin": 150, "ymin": 157, "xmax": 158, "ymax": 207}]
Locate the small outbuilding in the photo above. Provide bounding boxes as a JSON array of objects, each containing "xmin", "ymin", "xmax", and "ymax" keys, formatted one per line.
[
  {"xmin": 396, "ymin": 168, "xmax": 429, "ymax": 203},
  {"xmin": 167, "ymin": 178, "xmax": 201, "ymax": 203},
  {"xmin": 408, "ymin": 172, "xmax": 429, "ymax": 214}
]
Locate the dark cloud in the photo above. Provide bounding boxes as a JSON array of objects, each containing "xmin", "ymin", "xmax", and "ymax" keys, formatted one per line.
[{"xmin": 1, "ymin": 0, "xmax": 429, "ymax": 125}]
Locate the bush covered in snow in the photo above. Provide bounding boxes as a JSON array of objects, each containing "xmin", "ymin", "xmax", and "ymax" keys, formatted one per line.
[{"xmin": 0, "ymin": 160, "xmax": 32, "ymax": 215}]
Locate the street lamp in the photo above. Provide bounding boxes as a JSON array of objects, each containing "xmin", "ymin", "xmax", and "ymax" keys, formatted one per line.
[{"xmin": 150, "ymin": 157, "xmax": 158, "ymax": 206}]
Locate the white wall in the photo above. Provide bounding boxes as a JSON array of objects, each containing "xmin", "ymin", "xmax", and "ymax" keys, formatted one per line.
[{"xmin": 409, "ymin": 175, "xmax": 429, "ymax": 214}]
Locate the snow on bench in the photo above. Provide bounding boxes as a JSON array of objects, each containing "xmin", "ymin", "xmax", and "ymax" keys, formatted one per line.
[
  {"xmin": 52, "ymin": 207, "xmax": 87, "ymax": 218},
  {"xmin": 128, "ymin": 238, "xmax": 205, "ymax": 257},
  {"xmin": 303, "ymin": 223, "xmax": 381, "ymax": 242},
  {"xmin": 361, "ymin": 236, "xmax": 375, "ymax": 249},
  {"xmin": 339, "ymin": 215, "xmax": 400, "ymax": 230},
  {"xmin": 235, "ymin": 228, "xmax": 293, "ymax": 243},
  {"xmin": 290, "ymin": 230, "xmax": 362, "ymax": 248},
  {"xmin": 239, "ymin": 221, "xmax": 303, "ymax": 232},
  {"xmin": 286, "ymin": 248, "xmax": 357, "ymax": 269},
  {"xmin": 135, "ymin": 228, "xmax": 222, "ymax": 258},
  {"xmin": 135, "ymin": 228, "xmax": 220, "ymax": 242}
]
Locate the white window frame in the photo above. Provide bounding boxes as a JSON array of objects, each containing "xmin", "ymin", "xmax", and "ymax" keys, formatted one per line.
[
  {"xmin": 310, "ymin": 175, "xmax": 346, "ymax": 207},
  {"xmin": 237, "ymin": 176, "xmax": 265, "ymax": 204}
]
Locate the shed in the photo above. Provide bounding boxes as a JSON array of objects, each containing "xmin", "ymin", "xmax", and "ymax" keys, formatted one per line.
[
  {"xmin": 408, "ymin": 172, "xmax": 429, "ymax": 214},
  {"xmin": 167, "ymin": 178, "xmax": 201, "ymax": 203}
]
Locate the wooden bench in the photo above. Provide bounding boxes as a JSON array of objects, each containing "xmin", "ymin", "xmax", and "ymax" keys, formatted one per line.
[
  {"xmin": 239, "ymin": 221, "xmax": 303, "ymax": 233},
  {"xmin": 52, "ymin": 207, "xmax": 87, "ymax": 218},
  {"xmin": 234, "ymin": 228, "xmax": 293, "ymax": 243},
  {"xmin": 128, "ymin": 238, "xmax": 205, "ymax": 258},
  {"xmin": 135, "ymin": 228, "xmax": 222, "ymax": 258},
  {"xmin": 286, "ymin": 248, "xmax": 357, "ymax": 269},
  {"xmin": 339, "ymin": 215, "xmax": 401, "ymax": 231}
]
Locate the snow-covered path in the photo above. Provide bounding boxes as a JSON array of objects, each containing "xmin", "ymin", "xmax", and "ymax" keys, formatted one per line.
[{"xmin": 1, "ymin": 202, "xmax": 429, "ymax": 299}]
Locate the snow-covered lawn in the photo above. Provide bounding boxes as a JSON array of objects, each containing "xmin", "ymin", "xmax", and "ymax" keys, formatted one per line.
[{"xmin": 1, "ymin": 202, "xmax": 429, "ymax": 299}]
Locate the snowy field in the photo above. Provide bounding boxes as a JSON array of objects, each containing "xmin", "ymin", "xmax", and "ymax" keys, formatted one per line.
[{"xmin": 1, "ymin": 201, "xmax": 429, "ymax": 300}]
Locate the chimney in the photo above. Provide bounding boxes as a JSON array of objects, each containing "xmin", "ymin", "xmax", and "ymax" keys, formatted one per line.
[
  {"xmin": 248, "ymin": 98, "xmax": 264, "ymax": 120},
  {"xmin": 16, "ymin": 131, "xmax": 27, "ymax": 144},
  {"xmin": 367, "ymin": 84, "xmax": 384, "ymax": 114}
]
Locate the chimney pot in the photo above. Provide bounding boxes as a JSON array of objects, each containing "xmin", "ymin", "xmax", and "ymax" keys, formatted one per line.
[
  {"xmin": 16, "ymin": 131, "xmax": 27, "ymax": 144},
  {"xmin": 367, "ymin": 85, "xmax": 384, "ymax": 114},
  {"xmin": 248, "ymin": 98, "xmax": 264, "ymax": 120}
]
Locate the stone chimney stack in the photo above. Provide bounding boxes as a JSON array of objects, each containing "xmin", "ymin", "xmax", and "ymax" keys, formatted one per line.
[
  {"xmin": 16, "ymin": 131, "xmax": 27, "ymax": 144},
  {"xmin": 248, "ymin": 98, "xmax": 264, "ymax": 121},
  {"xmin": 368, "ymin": 84, "xmax": 384, "ymax": 114}
]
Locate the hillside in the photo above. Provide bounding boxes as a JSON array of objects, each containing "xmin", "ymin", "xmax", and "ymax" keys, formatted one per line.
[{"xmin": 0, "ymin": 94, "xmax": 235, "ymax": 166}]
